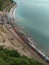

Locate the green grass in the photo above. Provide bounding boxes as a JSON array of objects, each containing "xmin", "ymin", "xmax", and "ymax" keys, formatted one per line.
[
  {"xmin": 0, "ymin": 46, "xmax": 44, "ymax": 65},
  {"xmin": 0, "ymin": 0, "xmax": 14, "ymax": 11}
]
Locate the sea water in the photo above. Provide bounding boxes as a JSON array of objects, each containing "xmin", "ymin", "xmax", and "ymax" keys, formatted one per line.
[{"xmin": 14, "ymin": 0, "xmax": 49, "ymax": 55}]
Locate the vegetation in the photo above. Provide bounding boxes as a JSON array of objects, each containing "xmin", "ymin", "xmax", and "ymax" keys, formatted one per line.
[
  {"xmin": 0, "ymin": 0, "xmax": 14, "ymax": 11},
  {"xmin": 0, "ymin": 0, "xmax": 45, "ymax": 65},
  {"xmin": 0, "ymin": 46, "xmax": 44, "ymax": 65}
]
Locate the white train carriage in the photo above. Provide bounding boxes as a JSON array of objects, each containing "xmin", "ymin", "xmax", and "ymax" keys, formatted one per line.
[{"xmin": 45, "ymin": 57, "xmax": 49, "ymax": 63}]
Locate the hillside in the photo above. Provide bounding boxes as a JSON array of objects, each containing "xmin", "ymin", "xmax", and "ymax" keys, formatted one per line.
[
  {"xmin": 0, "ymin": 0, "xmax": 47, "ymax": 65},
  {"xmin": 0, "ymin": 46, "xmax": 44, "ymax": 65},
  {"xmin": 0, "ymin": 0, "xmax": 14, "ymax": 11}
]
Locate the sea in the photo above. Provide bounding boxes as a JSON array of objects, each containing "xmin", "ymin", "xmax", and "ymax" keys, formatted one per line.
[{"xmin": 14, "ymin": 0, "xmax": 49, "ymax": 56}]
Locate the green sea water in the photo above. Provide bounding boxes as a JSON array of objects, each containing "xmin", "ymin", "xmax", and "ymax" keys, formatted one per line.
[{"xmin": 14, "ymin": 0, "xmax": 49, "ymax": 55}]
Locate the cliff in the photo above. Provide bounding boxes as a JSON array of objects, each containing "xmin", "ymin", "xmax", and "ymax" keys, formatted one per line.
[{"xmin": 0, "ymin": 0, "xmax": 14, "ymax": 11}]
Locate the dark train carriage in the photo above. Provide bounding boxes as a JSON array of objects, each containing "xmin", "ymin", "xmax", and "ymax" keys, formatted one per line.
[
  {"xmin": 45, "ymin": 57, "xmax": 49, "ymax": 63},
  {"xmin": 33, "ymin": 48, "xmax": 46, "ymax": 59}
]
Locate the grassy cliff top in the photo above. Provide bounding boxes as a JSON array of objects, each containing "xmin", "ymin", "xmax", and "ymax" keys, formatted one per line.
[{"xmin": 0, "ymin": 0, "xmax": 14, "ymax": 11}]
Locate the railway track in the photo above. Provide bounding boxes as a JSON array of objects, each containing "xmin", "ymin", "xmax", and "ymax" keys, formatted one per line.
[
  {"xmin": 1, "ymin": 10, "xmax": 47, "ymax": 65},
  {"xmin": 7, "ymin": 16, "xmax": 49, "ymax": 65}
]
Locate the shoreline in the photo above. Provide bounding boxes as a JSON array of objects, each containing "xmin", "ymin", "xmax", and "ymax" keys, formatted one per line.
[
  {"xmin": 9, "ymin": 4, "xmax": 16, "ymax": 18},
  {"xmin": 9, "ymin": 4, "xmax": 49, "ymax": 64},
  {"xmin": 10, "ymin": 4, "xmax": 47, "ymax": 56}
]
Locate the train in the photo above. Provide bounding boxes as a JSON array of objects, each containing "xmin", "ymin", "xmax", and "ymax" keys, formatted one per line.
[
  {"xmin": 13, "ymin": 27, "xmax": 49, "ymax": 64},
  {"xmin": 7, "ymin": 14, "xmax": 49, "ymax": 64}
]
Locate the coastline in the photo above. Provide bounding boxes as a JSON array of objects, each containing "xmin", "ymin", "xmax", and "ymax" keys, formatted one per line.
[
  {"xmin": 9, "ymin": 4, "xmax": 16, "ymax": 18},
  {"xmin": 9, "ymin": 4, "xmax": 49, "ymax": 64},
  {"xmin": 10, "ymin": 5, "xmax": 46, "ymax": 56}
]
